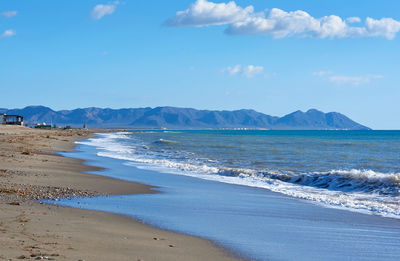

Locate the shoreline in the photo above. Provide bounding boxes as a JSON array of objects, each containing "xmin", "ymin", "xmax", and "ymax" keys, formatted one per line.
[{"xmin": 0, "ymin": 126, "xmax": 243, "ymax": 261}]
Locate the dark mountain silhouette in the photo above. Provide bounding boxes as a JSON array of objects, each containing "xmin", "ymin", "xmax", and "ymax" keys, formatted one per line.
[
  {"xmin": 130, "ymin": 107, "xmax": 278, "ymax": 129},
  {"xmin": 272, "ymin": 109, "xmax": 368, "ymax": 130},
  {"xmin": 2, "ymin": 106, "xmax": 370, "ymax": 130}
]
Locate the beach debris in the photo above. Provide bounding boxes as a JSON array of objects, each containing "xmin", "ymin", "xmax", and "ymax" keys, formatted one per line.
[
  {"xmin": 0, "ymin": 183, "xmax": 97, "ymax": 201},
  {"xmin": 168, "ymin": 244, "xmax": 175, "ymax": 247},
  {"xmin": 17, "ymin": 255, "xmax": 26, "ymax": 259},
  {"xmin": 18, "ymin": 217, "xmax": 29, "ymax": 223},
  {"xmin": 32, "ymin": 256, "xmax": 53, "ymax": 260},
  {"xmin": 21, "ymin": 150, "xmax": 31, "ymax": 155},
  {"xmin": 8, "ymin": 201, "xmax": 20, "ymax": 206}
]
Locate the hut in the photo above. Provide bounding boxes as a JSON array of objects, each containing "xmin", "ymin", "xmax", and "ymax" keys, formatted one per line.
[{"xmin": 2, "ymin": 114, "xmax": 24, "ymax": 126}]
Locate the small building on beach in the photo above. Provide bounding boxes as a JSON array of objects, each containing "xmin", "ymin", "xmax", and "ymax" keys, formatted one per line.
[{"xmin": 2, "ymin": 114, "xmax": 24, "ymax": 126}]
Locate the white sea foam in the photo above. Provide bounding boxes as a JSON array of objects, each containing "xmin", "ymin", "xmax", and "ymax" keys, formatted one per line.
[
  {"xmin": 154, "ymin": 138, "xmax": 179, "ymax": 144},
  {"xmin": 76, "ymin": 132, "xmax": 134, "ymax": 154},
  {"xmin": 80, "ymin": 132, "xmax": 400, "ymax": 219}
]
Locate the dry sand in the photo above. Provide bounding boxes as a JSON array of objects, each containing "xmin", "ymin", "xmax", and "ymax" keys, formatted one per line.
[{"xmin": 0, "ymin": 125, "xmax": 243, "ymax": 261}]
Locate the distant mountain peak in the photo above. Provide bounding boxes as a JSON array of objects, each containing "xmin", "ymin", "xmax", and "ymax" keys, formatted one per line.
[
  {"xmin": 306, "ymin": 108, "xmax": 322, "ymax": 113},
  {"xmin": 23, "ymin": 105, "xmax": 54, "ymax": 111}
]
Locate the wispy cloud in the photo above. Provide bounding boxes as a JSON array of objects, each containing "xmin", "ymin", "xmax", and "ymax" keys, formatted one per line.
[
  {"xmin": 1, "ymin": 11, "xmax": 17, "ymax": 18},
  {"xmin": 312, "ymin": 71, "xmax": 332, "ymax": 77},
  {"xmin": 242, "ymin": 65, "xmax": 264, "ymax": 78},
  {"xmin": 223, "ymin": 65, "xmax": 241, "ymax": 75},
  {"xmin": 91, "ymin": 2, "xmax": 119, "ymax": 20},
  {"xmin": 1, "ymin": 29, "xmax": 16, "ymax": 38},
  {"xmin": 313, "ymin": 71, "xmax": 383, "ymax": 86},
  {"xmin": 329, "ymin": 75, "xmax": 383, "ymax": 86},
  {"xmin": 222, "ymin": 64, "xmax": 264, "ymax": 78},
  {"xmin": 166, "ymin": 0, "xmax": 400, "ymax": 40}
]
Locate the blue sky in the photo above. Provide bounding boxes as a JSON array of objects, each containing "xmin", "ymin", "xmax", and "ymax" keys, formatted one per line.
[{"xmin": 1, "ymin": 0, "xmax": 399, "ymax": 129}]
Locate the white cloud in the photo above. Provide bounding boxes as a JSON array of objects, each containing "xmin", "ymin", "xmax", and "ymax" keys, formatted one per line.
[
  {"xmin": 346, "ymin": 17, "xmax": 361, "ymax": 23},
  {"xmin": 222, "ymin": 64, "xmax": 264, "ymax": 78},
  {"xmin": 365, "ymin": 17, "xmax": 400, "ymax": 40},
  {"xmin": 1, "ymin": 29, "xmax": 16, "ymax": 38},
  {"xmin": 228, "ymin": 8, "xmax": 366, "ymax": 39},
  {"xmin": 165, "ymin": 0, "xmax": 254, "ymax": 27},
  {"xmin": 1, "ymin": 11, "xmax": 17, "ymax": 18},
  {"xmin": 242, "ymin": 65, "xmax": 264, "ymax": 78},
  {"xmin": 91, "ymin": 3, "xmax": 118, "ymax": 20},
  {"xmin": 313, "ymin": 71, "xmax": 383, "ymax": 86},
  {"xmin": 167, "ymin": 0, "xmax": 400, "ymax": 39}
]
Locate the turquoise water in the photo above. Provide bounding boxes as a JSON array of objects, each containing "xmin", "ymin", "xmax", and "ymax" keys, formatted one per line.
[{"xmin": 79, "ymin": 130, "xmax": 400, "ymax": 217}]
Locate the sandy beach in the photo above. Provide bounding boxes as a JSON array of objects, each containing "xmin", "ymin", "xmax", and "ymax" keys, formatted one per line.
[{"xmin": 0, "ymin": 125, "xmax": 242, "ymax": 261}]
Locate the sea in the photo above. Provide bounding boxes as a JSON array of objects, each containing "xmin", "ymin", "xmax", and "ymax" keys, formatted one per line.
[{"xmin": 54, "ymin": 130, "xmax": 400, "ymax": 260}]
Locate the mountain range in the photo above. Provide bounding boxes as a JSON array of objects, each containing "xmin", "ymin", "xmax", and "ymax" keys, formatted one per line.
[{"xmin": 1, "ymin": 106, "xmax": 370, "ymax": 130}]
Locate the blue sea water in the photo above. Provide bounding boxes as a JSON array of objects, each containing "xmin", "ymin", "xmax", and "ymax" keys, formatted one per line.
[
  {"xmin": 80, "ymin": 130, "xmax": 400, "ymax": 217},
  {"xmin": 54, "ymin": 130, "xmax": 400, "ymax": 260}
]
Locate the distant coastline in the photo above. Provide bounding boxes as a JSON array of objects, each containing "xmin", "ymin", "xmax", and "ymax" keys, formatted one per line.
[{"xmin": 2, "ymin": 106, "xmax": 370, "ymax": 130}]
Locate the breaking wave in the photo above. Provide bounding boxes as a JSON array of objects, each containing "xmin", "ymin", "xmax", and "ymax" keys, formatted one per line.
[
  {"xmin": 154, "ymin": 138, "xmax": 178, "ymax": 144},
  {"xmin": 265, "ymin": 169, "xmax": 400, "ymax": 196}
]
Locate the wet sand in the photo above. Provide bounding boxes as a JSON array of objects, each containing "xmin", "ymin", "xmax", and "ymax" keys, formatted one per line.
[{"xmin": 0, "ymin": 125, "xmax": 243, "ymax": 261}]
